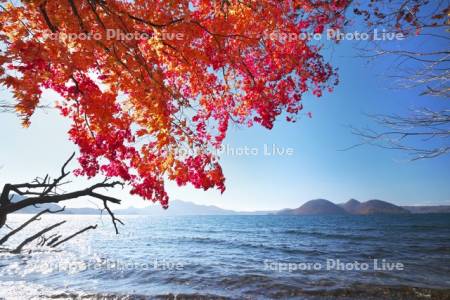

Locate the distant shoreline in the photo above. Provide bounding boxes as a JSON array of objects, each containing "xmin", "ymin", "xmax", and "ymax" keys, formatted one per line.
[{"xmin": 10, "ymin": 197, "xmax": 450, "ymax": 216}]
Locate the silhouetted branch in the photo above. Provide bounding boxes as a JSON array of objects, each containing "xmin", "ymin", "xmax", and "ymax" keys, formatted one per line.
[
  {"xmin": 46, "ymin": 234, "xmax": 63, "ymax": 247},
  {"xmin": 102, "ymin": 200, "xmax": 123, "ymax": 234},
  {"xmin": 50, "ymin": 224, "xmax": 97, "ymax": 248},
  {"xmin": 11, "ymin": 221, "xmax": 66, "ymax": 253},
  {"xmin": 0, "ymin": 101, "xmax": 52, "ymax": 113},
  {"xmin": 0, "ymin": 101, "xmax": 15, "ymax": 113},
  {"xmin": 38, "ymin": 233, "xmax": 58, "ymax": 247},
  {"xmin": 0, "ymin": 153, "xmax": 125, "ymax": 234},
  {"xmin": 0, "ymin": 207, "xmax": 64, "ymax": 246}
]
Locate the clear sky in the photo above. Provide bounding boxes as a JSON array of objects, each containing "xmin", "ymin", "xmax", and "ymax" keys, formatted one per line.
[{"xmin": 1, "ymin": 29, "xmax": 449, "ymax": 212}]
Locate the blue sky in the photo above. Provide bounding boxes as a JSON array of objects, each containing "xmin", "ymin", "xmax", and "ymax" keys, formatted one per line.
[{"xmin": 1, "ymin": 29, "xmax": 449, "ymax": 211}]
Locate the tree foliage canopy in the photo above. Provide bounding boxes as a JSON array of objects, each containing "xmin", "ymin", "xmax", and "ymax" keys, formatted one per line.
[{"xmin": 0, "ymin": 0, "xmax": 349, "ymax": 207}]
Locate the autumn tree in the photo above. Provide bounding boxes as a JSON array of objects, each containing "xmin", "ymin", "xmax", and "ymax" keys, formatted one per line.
[
  {"xmin": 0, "ymin": 0, "xmax": 349, "ymax": 217},
  {"xmin": 350, "ymin": 0, "xmax": 450, "ymax": 159}
]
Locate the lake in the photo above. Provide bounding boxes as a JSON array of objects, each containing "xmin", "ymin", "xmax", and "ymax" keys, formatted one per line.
[{"xmin": 1, "ymin": 214, "xmax": 450, "ymax": 299}]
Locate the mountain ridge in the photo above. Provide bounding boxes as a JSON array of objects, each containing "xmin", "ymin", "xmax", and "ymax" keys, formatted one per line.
[
  {"xmin": 9, "ymin": 195, "xmax": 450, "ymax": 215},
  {"xmin": 278, "ymin": 199, "xmax": 348, "ymax": 215},
  {"xmin": 278, "ymin": 199, "xmax": 411, "ymax": 215},
  {"xmin": 11, "ymin": 198, "xmax": 270, "ymax": 216},
  {"xmin": 339, "ymin": 199, "xmax": 410, "ymax": 215}
]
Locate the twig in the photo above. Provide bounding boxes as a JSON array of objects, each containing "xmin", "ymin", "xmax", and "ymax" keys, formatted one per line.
[
  {"xmin": 11, "ymin": 221, "xmax": 66, "ymax": 254},
  {"xmin": 50, "ymin": 224, "xmax": 98, "ymax": 247},
  {"xmin": 0, "ymin": 207, "xmax": 64, "ymax": 246}
]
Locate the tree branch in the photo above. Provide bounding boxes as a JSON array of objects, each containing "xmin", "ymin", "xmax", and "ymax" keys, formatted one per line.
[
  {"xmin": 11, "ymin": 221, "xmax": 66, "ymax": 254},
  {"xmin": 0, "ymin": 207, "xmax": 64, "ymax": 246},
  {"xmin": 50, "ymin": 224, "xmax": 97, "ymax": 248},
  {"xmin": 346, "ymin": 108, "xmax": 450, "ymax": 160},
  {"xmin": 102, "ymin": 200, "xmax": 123, "ymax": 234},
  {"xmin": 0, "ymin": 153, "xmax": 125, "ymax": 234}
]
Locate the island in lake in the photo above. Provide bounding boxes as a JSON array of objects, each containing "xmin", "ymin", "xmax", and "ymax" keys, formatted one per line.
[{"xmin": 276, "ymin": 198, "xmax": 449, "ymax": 215}]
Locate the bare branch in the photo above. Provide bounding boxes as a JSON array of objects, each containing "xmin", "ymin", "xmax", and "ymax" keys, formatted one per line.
[
  {"xmin": 0, "ymin": 207, "xmax": 64, "ymax": 246},
  {"xmin": 38, "ymin": 233, "xmax": 58, "ymax": 247},
  {"xmin": 0, "ymin": 153, "xmax": 125, "ymax": 234},
  {"xmin": 1, "ymin": 181, "xmax": 123, "ymax": 215},
  {"xmin": 0, "ymin": 101, "xmax": 15, "ymax": 113},
  {"xmin": 102, "ymin": 200, "xmax": 123, "ymax": 234},
  {"xmin": 350, "ymin": 1, "xmax": 449, "ymax": 159},
  {"xmin": 50, "ymin": 224, "xmax": 97, "ymax": 248},
  {"xmin": 11, "ymin": 221, "xmax": 66, "ymax": 254},
  {"xmin": 346, "ymin": 108, "xmax": 450, "ymax": 160},
  {"xmin": 0, "ymin": 101, "xmax": 53, "ymax": 113},
  {"xmin": 46, "ymin": 234, "xmax": 63, "ymax": 247}
]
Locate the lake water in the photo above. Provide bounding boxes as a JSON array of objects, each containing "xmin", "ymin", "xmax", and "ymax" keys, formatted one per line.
[{"xmin": 1, "ymin": 214, "xmax": 450, "ymax": 299}]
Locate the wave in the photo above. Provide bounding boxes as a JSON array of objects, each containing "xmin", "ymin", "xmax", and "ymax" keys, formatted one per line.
[
  {"xmin": 30, "ymin": 292, "xmax": 234, "ymax": 300},
  {"xmin": 281, "ymin": 229, "xmax": 378, "ymax": 241},
  {"xmin": 13, "ymin": 285, "xmax": 450, "ymax": 300},
  {"xmin": 166, "ymin": 236, "xmax": 326, "ymax": 255},
  {"xmin": 264, "ymin": 285, "xmax": 450, "ymax": 300}
]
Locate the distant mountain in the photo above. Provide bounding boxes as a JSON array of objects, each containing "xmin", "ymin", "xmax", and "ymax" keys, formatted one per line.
[
  {"xmin": 10, "ymin": 194, "xmax": 450, "ymax": 216},
  {"xmin": 115, "ymin": 200, "xmax": 240, "ymax": 216},
  {"xmin": 16, "ymin": 203, "xmax": 62, "ymax": 214},
  {"xmin": 11, "ymin": 199, "xmax": 243, "ymax": 216},
  {"xmin": 14, "ymin": 204, "xmax": 102, "ymax": 215},
  {"xmin": 356, "ymin": 199, "xmax": 410, "ymax": 215},
  {"xmin": 277, "ymin": 199, "xmax": 348, "ymax": 215},
  {"xmin": 340, "ymin": 199, "xmax": 362, "ymax": 214},
  {"xmin": 402, "ymin": 206, "xmax": 450, "ymax": 214},
  {"xmin": 339, "ymin": 199, "xmax": 410, "ymax": 215},
  {"xmin": 276, "ymin": 208, "xmax": 298, "ymax": 215},
  {"xmin": 10, "ymin": 195, "xmax": 63, "ymax": 214},
  {"xmin": 277, "ymin": 198, "xmax": 412, "ymax": 216}
]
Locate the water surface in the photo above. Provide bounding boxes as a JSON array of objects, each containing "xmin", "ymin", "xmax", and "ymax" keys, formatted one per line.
[{"xmin": 0, "ymin": 214, "xmax": 449, "ymax": 299}]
